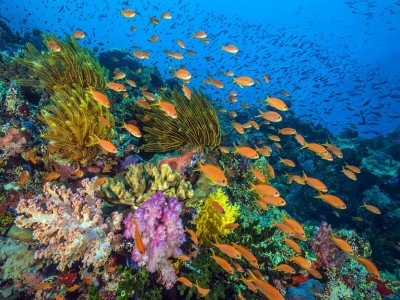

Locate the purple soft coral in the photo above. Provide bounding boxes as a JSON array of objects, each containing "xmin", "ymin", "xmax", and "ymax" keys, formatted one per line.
[{"xmin": 123, "ymin": 191, "xmax": 185, "ymax": 289}]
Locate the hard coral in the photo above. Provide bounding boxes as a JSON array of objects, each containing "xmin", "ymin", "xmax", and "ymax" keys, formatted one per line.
[
  {"xmin": 102, "ymin": 162, "xmax": 194, "ymax": 206},
  {"xmin": 195, "ymin": 188, "xmax": 239, "ymax": 244},
  {"xmin": 138, "ymin": 89, "xmax": 221, "ymax": 152},
  {"xmin": 123, "ymin": 191, "xmax": 185, "ymax": 289},
  {"xmin": 15, "ymin": 177, "xmax": 123, "ymax": 271}
]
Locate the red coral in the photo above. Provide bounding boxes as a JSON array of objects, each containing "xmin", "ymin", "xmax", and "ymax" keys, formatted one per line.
[
  {"xmin": 309, "ymin": 221, "xmax": 348, "ymax": 269},
  {"xmin": 366, "ymin": 276, "xmax": 392, "ymax": 297},
  {"xmin": 0, "ymin": 127, "xmax": 30, "ymax": 156},
  {"xmin": 58, "ymin": 272, "xmax": 78, "ymax": 285}
]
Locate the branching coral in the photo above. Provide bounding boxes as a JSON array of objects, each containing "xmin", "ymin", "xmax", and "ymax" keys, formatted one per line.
[
  {"xmin": 39, "ymin": 85, "xmax": 115, "ymax": 163},
  {"xmin": 123, "ymin": 191, "xmax": 185, "ymax": 289},
  {"xmin": 15, "ymin": 177, "xmax": 123, "ymax": 271},
  {"xmin": 102, "ymin": 162, "xmax": 194, "ymax": 206},
  {"xmin": 138, "ymin": 89, "xmax": 221, "ymax": 152},
  {"xmin": 15, "ymin": 34, "xmax": 107, "ymax": 92},
  {"xmin": 195, "ymin": 188, "xmax": 239, "ymax": 244}
]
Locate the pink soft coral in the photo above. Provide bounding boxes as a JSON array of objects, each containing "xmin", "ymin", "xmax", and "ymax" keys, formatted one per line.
[{"xmin": 123, "ymin": 191, "xmax": 185, "ymax": 289}]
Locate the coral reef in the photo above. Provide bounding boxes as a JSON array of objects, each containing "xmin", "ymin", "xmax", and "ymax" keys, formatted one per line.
[
  {"xmin": 123, "ymin": 191, "xmax": 185, "ymax": 289},
  {"xmin": 194, "ymin": 188, "xmax": 239, "ymax": 244},
  {"xmin": 0, "ymin": 127, "xmax": 30, "ymax": 156},
  {"xmin": 102, "ymin": 162, "xmax": 194, "ymax": 206},
  {"xmin": 15, "ymin": 177, "xmax": 123, "ymax": 271},
  {"xmin": 138, "ymin": 89, "xmax": 221, "ymax": 152},
  {"xmin": 0, "ymin": 237, "xmax": 43, "ymax": 280},
  {"xmin": 286, "ymin": 279, "xmax": 324, "ymax": 300}
]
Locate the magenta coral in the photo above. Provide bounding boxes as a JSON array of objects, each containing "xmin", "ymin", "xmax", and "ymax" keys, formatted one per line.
[
  {"xmin": 15, "ymin": 177, "xmax": 123, "ymax": 271},
  {"xmin": 309, "ymin": 221, "xmax": 347, "ymax": 269},
  {"xmin": 123, "ymin": 191, "xmax": 185, "ymax": 289}
]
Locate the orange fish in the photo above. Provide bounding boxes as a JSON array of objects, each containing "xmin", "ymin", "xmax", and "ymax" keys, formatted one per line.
[
  {"xmin": 121, "ymin": 9, "xmax": 136, "ymax": 18},
  {"xmin": 232, "ymin": 243, "xmax": 259, "ymax": 268},
  {"xmin": 224, "ymin": 223, "xmax": 239, "ymax": 230},
  {"xmin": 98, "ymin": 115, "xmax": 111, "ymax": 127},
  {"xmin": 177, "ymin": 277, "xmax": 193, "ymax": 287},
  {"xmin": 185, "ymin": 228, "xmax": 199, "ymax": 245},
  {"xmin": 281, "ymin": 213, "xmax": 306, "ymax": 240},
  {"xmin": 192, "ymin": 31, "xmax": 207, "ymax": 39},
  {"xmin": 308, "ymin": 268, "xmax": 322, "ymax": 279},
  {"xmin": 142, "ymin": 91, "xmax": 155, "ymax": 101},
  {"xmin": 272, "ymin": 264, "xmax": 296, "ymax": 274},
  {"xmin": 294, "ymin": 133, "xmax": 306, "ymax": 146},
  {"xmin": 265, "ymin": 96, "xmax": 288, "ymax": 111},
  {"xmin": 72, "ymin": 30, "xmax": 85, "ymax": 39},
  {"xmin": 250, "ymin": 183, "xmax": 280, "ymax": 197},
  {"xmin": 177, "ymin": 254, "xmax": 190, "ymax": 261},
  {"xmin": 113, "ymin": 72, "xmax": 126, "ymax": 81},
  {"xmin": 302, "ymin": 172, "xmax": 328, "ymax": 192},
  {"xmin": 132, "ymin": 215, "xmax": 145, "ymax": 255},
  {"xmin": 360, "ymin": 202, "xmax": 381, "ymax": 214},
  {"xmin": 279, "ymin": 127, "xmax": 296, "ymax": 135},
  {"xmin": 290, "ymin": 256, "xmax": 312, "ymax": 270},
  {"xmin": 249, "ymin": 120, "xmax": 259, "ymax": 129},
  {"xmin": 232, "ymin": 261, "xmax": 244, "ymax": 273},
  {"xmin": 234, "ymin": 145, "xmax": 259, "ymax": 159},
  {"xmin": 177, "ymin": 39, "xmax": 186, "ymax": 48},
  {"xmin": 255, "ymin": 200, "xmax": 269, "ymax": 210},
  {"xmin": 232, "ymin": 76, "xmax": 254, "ymax": 88},
  {"xmin": 314, "ymin": 193, "xmax": 346, "ymax": 209},
  {"xmin": 181, "ymin": 84, "xmax": 192, "ymax": 99},
  {"xmin": 256, "ymin": 146, "xmax": 271, "ymax": 157},
  {"xmin": 260, "ymin": 195, "xmax": 286, "ymax": 207},
  {"xmin": 323, "ymin": 142, "xmax": 343, "ymax": 158},
  {"xmin": 232, "ymin": 122, "xmax": 244, "ymax": 134},
  {"xmin": 212, "ymin": 242, "xmax": 241, "ymax": 259},
  {"xmin": 161, "ymin": 12, "xmax": 172, "ymax": 19},
  {"xmin": 122, "ymin": 122, "xmax": 141, "ymax": 138},
  {"xmin": 285, "ymin": 173, "xmax": 306, "ymax": 185},
  {"xmin": 194, "ymin": 281, "xmax": 210, "ymax": 297},
  {"xmin": 249, "ymin": 168, "xmax": 266, "ymax": 183},
  {"xmin": 354, "ymin": 256, "xmax": 380, "ymax": 280},
  {"xmin": 106, "ymin": 82, "xmax": 126, "ymax": 92},
  {"xmin": 257, "ymin": 110, "xmax": 282, "ymax": 122},
  {"xmin": 87, "ymin": 89, "xmax": 110, "ymax": 108},
  {"xmin": 273, "ymin": 221, "xmax": 295, "ymax": 236},
  {"xmin": 174, "ymin": 68, "xmax": 191, "ymax": 80},
  {"xmin": 329, "ymin": 235, "xmax": 354, "ymax": 255},
  {"xmin": 186, "ymin": 49, "xmax": 196, "ymax": 55},
  {"xmin": 94, "ymin": 135, "xmax": 118, "ymax": 154},
  {"xmin": 268, "ymin": 135, "xmax": 281, "ymax": 142},
  {"xmin": 136, "ymin": 98, "xmax": 151, "ymax": 109},
  {"xmin": 154, "ymin": 100, "xmax": 178, "ymax": 118},
  {"xmin": 67, "ymin": 284, "xmax": 79, "ymax": 292},
  {"xmin": 149, "ymin": 16, "xmax": 159, "ymax": 24},
  {"xmin": 247, "ymin": 270, "xmax": 284, "ymax": 300},
  {"xmin": 341, "ymin": 166, "xmax": 357, "ymax": 180},
  {"xmin": 47, "ymin": 40, "xmax": 61, "ymax": 52},
  {"xmin": 44, "ymin": 171, "xmax": 61, "ymax": 182},
  {"xmin": 239, "ymin": 275, "xmax": 257, "ymax": 293},
  {"xmin": 210, "ymin": 200, "xmax": 225, "ymax": 215},
  {"xmin": 133, "ymin": 51, "xmax": 150, "ymax": 59},
  {"xmin": 33, "ymin": 282, "xmax": 52, "ymax": 291},
  {"xmin": 209, "ymin": 250, "xmax": 235, "ymax": 274},
  {"xmin": 267, "ymin": 163, "xmax": 275, "ymax": 178},
  {"xmin": 94, "ymin": 177, "xmax": 107, "ymax": 185},
  {"xmin": 279, "ymin": 158, "xmax": 296, "ymax": 167},
  {"xmin": 195, "ymin": 162, "xmax": 227, "ymax": 186},
  {"xmin": 263, "ymin": 75, "xmax": 270, "ymax": 83},
  {"xmin": 225, "ymin": 71, "xmax": 235, "ymax": 77},
  {"xmin": 345, "ymin": 163, "xmax": 361, "ymax": 173},
  {"xmin": 19, "ymin": 170, "xmax": 30, "ymax": 187},
  {"xmin": 126, "ymin": 79, "xmax": 137, "ymax": 87},
  {"xmin": 221, "ymin": 44, "xmax": 239, "ymax": 54},
  {"xmin": 283, "ymin": 238, "xmax": 302, "ymax": 254}
]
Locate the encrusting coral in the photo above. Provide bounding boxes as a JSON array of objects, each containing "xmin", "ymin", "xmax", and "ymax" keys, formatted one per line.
[
  {"xmin": 102, "ymin": 162, "xmax": 194, "ymax": 206},
  {"xmin": 124, "ymin": 191, "xmax": 185, "ymax": 289},
  {"xmin": 195, "ymin": 188, "xmax": 239, "ymax": 244},
  {"xmin": 138, "ymin": 89, "xmax": 221, "ymax": 152},
  {"xmin": 15, "ymin": 177, "xmax": 123, "ymax": 271}
]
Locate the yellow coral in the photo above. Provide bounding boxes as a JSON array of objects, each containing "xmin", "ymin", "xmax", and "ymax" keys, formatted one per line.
[{"xmin": 195, "ymin": 189, "xmax": 239, "ymax": 244}]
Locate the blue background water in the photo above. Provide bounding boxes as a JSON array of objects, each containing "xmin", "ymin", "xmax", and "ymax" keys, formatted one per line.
[{"xmin": 1, "ymin": 0, "xmax": 399, "ymax": 137}]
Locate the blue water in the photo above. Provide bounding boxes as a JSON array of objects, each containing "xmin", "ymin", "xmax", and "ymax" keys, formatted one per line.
[{"xmin": 1, "ymin": 0, "xmax": 399, "ymax": 137}]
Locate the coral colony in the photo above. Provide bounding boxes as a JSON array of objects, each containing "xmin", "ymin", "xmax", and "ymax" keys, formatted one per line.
[{"xmin": 0, "ymin": 1, "xmax": 399, "ymax": 299}]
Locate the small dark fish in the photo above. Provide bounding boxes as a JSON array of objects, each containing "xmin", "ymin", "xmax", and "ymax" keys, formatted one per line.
[{"xmin": 119, "ymin": 155, "xmax": 141, "ymax": 170}]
